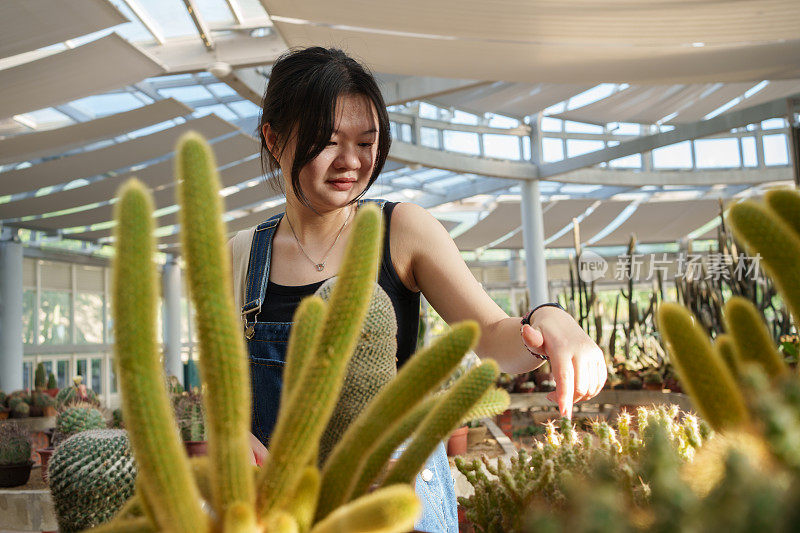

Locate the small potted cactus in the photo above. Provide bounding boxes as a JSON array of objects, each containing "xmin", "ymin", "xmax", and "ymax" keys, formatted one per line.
[
  {"xmin": 45, "ymin": 372, "xmax": 59, "ymax": 397},
  {"xmin": 0, "ymin": 422, "xmax": 33, "ymax": 488},
  {"xmin": 174, "ymin": 390, "xmax": 207, "ymax": 456},
  {"xmin": 55, "ymin": 376, "xmax": 100, "ymax": 410},
  {"xmin": 30, "ymin": 390, "xmax": 56, "ymax": 417},
  {"xmin": 34, "ymin": 362, "xmax": 47, "ymax": 391}
]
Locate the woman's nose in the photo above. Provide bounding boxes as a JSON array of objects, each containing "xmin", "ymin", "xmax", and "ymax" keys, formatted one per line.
[{"xmin": 333, "ymin": 145, "xmax": 361, "ymax": 171}]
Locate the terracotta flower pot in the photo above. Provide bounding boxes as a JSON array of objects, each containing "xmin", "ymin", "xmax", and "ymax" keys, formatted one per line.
[
  {"xmin": 37, "ymin": 448, "xmax": 54, "ymax": 482},
  {"xmin": 44, "ymin": 389, "xmax": 59, "ymax": 398},
  {"xmin": 446, "ymin": 426, "xmax": 469, "ymax": 456},
  {"xmin": 0, "ymin": 461, "xmax": 33, "ymax": 488},
  {"xmin": 0, "ymin": 411, "xmax": 8, "ymax": 420},
  {"xmin": 496, "ymin": 409, "xmax": 513, "ymax": 439},
  {"xmin": 184, "ymin": 441, "xmax": 208, "ymax": 457},
  {"xmin": 644, "ymin": 382, "xmax": 663, "ymax": 391}
]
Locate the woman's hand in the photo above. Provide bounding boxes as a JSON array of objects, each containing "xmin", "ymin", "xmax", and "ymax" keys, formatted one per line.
[
  {"xmin": 521, "ymin": 306, "xmax": 607, "ymax": 419},
  {"xmin": 249, "ymin": 432, "xmax": 269, "ymax": 466}
]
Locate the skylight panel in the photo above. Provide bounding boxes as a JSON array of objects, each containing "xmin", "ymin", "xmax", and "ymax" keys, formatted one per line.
[
  {"xmin": 228, "ymin": 100, "xmax": 261, "ymax": 117},
  {"xmin": 158, "ymin": 85, "xmax": 214, "ymax": 103},
  {"xmin": 566, "ymin": 84, "xmax": 618, "ymax": 111},
  {"xmin": 137, "ymin": 0, "xmax": 199, "ymax": 39},
  {"xmin": 107, "ymin": 0, "xmax": 157, "ymax": 43},
  {"xmin": 71, "ymin": 93, "xmax": 144, "ymax": 118},
  {"xmin": 193, "ymin": 0, "xmax": 236, "ymax": 26},
  {"xmin": 207, "ymin": 82, "xmax": 238, "ymax": 97},
  {"xmin": 196, "ymin": 104, "xmax": 238, "ymax": 121},
  {"xmin": 236, "ymin": 0, "xmax": 270, "ymax": 22}
]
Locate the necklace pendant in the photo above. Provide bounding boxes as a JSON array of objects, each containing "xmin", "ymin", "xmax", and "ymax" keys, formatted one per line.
[{"xmin": 315, "ymin": 263, "xmax": 325, "ymax": 271}]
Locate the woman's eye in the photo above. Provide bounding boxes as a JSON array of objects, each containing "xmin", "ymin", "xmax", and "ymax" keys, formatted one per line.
[
  {"xmin": 327, "ymin": 141, "xmax": 337, "ymax": 146},
  {"xmin": 359, "ymin": 142, "xmax": 374, "ymax": 147}
]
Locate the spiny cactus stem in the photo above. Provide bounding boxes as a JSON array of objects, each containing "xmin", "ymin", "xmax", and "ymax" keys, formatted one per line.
[
  {"xmin": 382, "ymin": 360, "xmax": 500, "ymax": 487},
  {"xmin": 723, "ymin": 297, "xmax": 787, "ymax": 379},
  {"xmin": 176, "ymin": 132, "xmax": 254, "ymax": 515},
  {"xmin": 317, "ymin": 321, "xmax": 478, "ymax": 518},
  {"xmin": 280, "ymin": 296, "xmax": 326, "ymax": 408},
  {"xmin": 256, "ymin": 205, "xmax": 383, "ymax": 516},
  {"xmin": 308, "ymin": 485, "xmax": 420, "ymax": 533},
  {"xmin": 112, "ymin": 179, "xmax": 208, "ymax": 532},
  {"xmin": 657, "ymin": 303, "xmax": 748, "ymax": 431},
  {"xmin": 347, "ymin": 396, "xmax": 438, "ymax": 503}
]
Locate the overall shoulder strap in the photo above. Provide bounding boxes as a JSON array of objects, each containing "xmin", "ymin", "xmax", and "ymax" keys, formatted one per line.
[
  {"xmin": 242, "ymin": 212, "xmax": 284, "ymax": 318},
  {"xmin": 357, "ymin": 198, "xmax": 387, "ymax": 210}
]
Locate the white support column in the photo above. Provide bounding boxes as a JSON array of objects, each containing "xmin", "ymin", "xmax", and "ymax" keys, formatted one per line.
[
  {"xmin": 0, "ymin": 228, "xmax": 24, "ymax": 392},
  {"xmin": 522, "ymin": 114, "xmax": 550, "ymax": 307},
  {"xmin": 162, "ymin": 256, "xmax": 184, "ymax": 385},
  {"xmin": 520, "ymin": 180, "xmax": 549, "ymax": 306}
]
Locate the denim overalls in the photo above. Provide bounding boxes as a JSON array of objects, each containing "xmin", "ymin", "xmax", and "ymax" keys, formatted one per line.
[{"xmin": 241, "ymin": 200, "xmax": 458, "ymax": 532}]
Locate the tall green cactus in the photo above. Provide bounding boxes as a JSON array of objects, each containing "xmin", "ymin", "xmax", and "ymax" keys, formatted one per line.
[
  {"xmin": 112, "ymin": 178, "xmax": 208, "ymax": 533},
  {"xmin": 101, "ymin": 131, "xmax": 496, "ymax": 533},
  {"xmin": 176, "ymin": 132, "xmax": 254, "ymax": 522}
]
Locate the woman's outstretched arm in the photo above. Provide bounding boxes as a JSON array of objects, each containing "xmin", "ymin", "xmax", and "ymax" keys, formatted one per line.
[{"xmin": 392, "ymin": 202, "xmax": 607, "ymax": 419}]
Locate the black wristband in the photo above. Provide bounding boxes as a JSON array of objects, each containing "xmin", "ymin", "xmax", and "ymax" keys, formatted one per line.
[{"xmin": 521, "ymin": 302, "xmax": 565, "ymax": 326}]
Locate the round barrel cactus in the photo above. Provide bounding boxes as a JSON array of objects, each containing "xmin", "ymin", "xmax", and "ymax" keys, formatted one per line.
[
  {"xmin": 0, "ymin": 422, "xmax": 32, "ymax": 465},
  {"xmin": 315, "ymin": 280, "xmax": 398, "ymax": 463},
  {"xmin": 48, "ymin": 429, "xmax": 137, "ymax": 533}
]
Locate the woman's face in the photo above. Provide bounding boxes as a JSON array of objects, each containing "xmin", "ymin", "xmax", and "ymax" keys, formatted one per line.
[{"xmin": 266, "ymin": 93, "xmax": 380, "ymax": 213}]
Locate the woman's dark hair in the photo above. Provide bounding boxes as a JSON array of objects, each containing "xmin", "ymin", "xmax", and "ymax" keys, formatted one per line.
[{"xmin": 258, "ymin": 47, "xmax": 391, "ymax": 207}]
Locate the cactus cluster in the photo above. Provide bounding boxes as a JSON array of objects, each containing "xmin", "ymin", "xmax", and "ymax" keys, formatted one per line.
[
  {"xmin": 55, "ymin": 376, "xmax": 100, "ymax": 410},
  {"xmin": 457, "ymin": 406, "xmax": 708, "ymax": 532},
  {"xmin": 94, "ymin": 132, "xmax": 509, "ymax": 533},
  {"xmin": 48, "ymin": 429, "xmax": 137, "ymax": 533},
  {"xmin": 0, "ymin": 421, "xmax": 32, "ymax": 465},
  {"xmin": 35, "ymin": 362, "xmax": 47, "ymax": 390}
]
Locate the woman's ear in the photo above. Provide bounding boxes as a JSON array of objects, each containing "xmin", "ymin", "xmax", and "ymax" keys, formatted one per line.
[{"xmin": 262, "ymin": 123, "xmax": 278, "ymax": 158}]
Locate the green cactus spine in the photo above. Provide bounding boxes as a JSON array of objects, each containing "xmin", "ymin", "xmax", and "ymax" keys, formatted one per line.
[
  {"xmin": 176, "ymin": 132, "xmax": 254, "ymax": 519},
  {"xmin": 727, "ymin": 200, "xmax": 800, "ymax": 326},
  {"xmin": 315, "ymin": 280, "xmax": 398, "ymax": 464},
  {"xmin": 112, "ymin": 178, "xmax": 208, "ymax": 532},
  {"xmin": 723, "ymin": 296, "xmax": 787, "ymax": 379},
  {"xmin": 657, "ymin": 302, "xmax": 748, "ymax": 431},
  {"xmin": 317, "ymin": 321, "xmax": 479, "ymax": 517},
  {"xmin": 12, "ymin": 401, "xmax": 30, "ymax": 418},
  {"xmin": 256, "ymin": 204, "xmax": 383, "ymax": 516},
  {"xmin": 0, "ymin": 422, "xmax": 32, "ymax": 465},
  {"xmin": 381, "ymin": 360, "xmax": 500, "ymax": 487},
  {"xmin": 47, "ymin": 372, "xmax": 57, "ymax": 390},
  {"xmin": 48, "ymin": 429, "xmax": 137, "ymax": 533},
  {"xmin": 175, "ymin": 393, "xmax": 207, "ymax": 442}
]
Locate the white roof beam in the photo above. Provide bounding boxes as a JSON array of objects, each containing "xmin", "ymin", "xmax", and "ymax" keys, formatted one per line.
[
  {"xmin": 142, "ymin": 31, "xmax": 284, "ymax": 74},
  {"xmin": 539, "ymin": 96, "xmax": 800, "ymax": 179},
  {"xmin": 182, "ymin": 0, "xmax": 215, "ymax": 51},
  {"xmin": 379, "ymin": 77, "xmax": 489, "ymax": 106}
]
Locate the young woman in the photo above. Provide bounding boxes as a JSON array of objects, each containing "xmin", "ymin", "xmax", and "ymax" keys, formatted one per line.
[{"xmin": 228, "ymin": 47, "xmax": 607, "ymax": 532}]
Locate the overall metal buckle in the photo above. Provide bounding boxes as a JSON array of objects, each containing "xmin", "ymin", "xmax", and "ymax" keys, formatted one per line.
[{"xmin": 242, "ymin": 306, "xmax": 259, "ymax": 340}]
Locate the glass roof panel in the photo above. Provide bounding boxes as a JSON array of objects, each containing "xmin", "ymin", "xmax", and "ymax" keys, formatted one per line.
[
  {"xmin": 228, "ymin": 100, "xmax": 261, "ymax": 118},
  {"xmin": 137, "ymin": 0, "xmax": 199, "ymax": 39},
  {"xmin": 207, "ymin": 82, "xmax": 238, "ymax": 97},
  {"xmin": 158, "ymin": 85, "xmax": 215, "ymax": 103},
  {"xmin": 236, "ymin": 0, "xmax": 270, "ymax": 21},
  {"xmin": 107, "ymin": 0, "xmax": 157, "ymax": 43},
  {"xmin": 70, "ymin": 93, "xmax": 145, "ymax": 118},
  {"xmin": 194, "ymin": 0, "xmax": 236, "ymax": 26},
  {"xmin": 196, "ymin": 104, "xmax": 239, "ymax": 121}
]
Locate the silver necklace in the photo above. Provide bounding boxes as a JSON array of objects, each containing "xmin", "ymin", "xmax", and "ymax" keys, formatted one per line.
[{"xmin": 285, "ymin": 207, "xmax": 353, "ymax": 271}]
